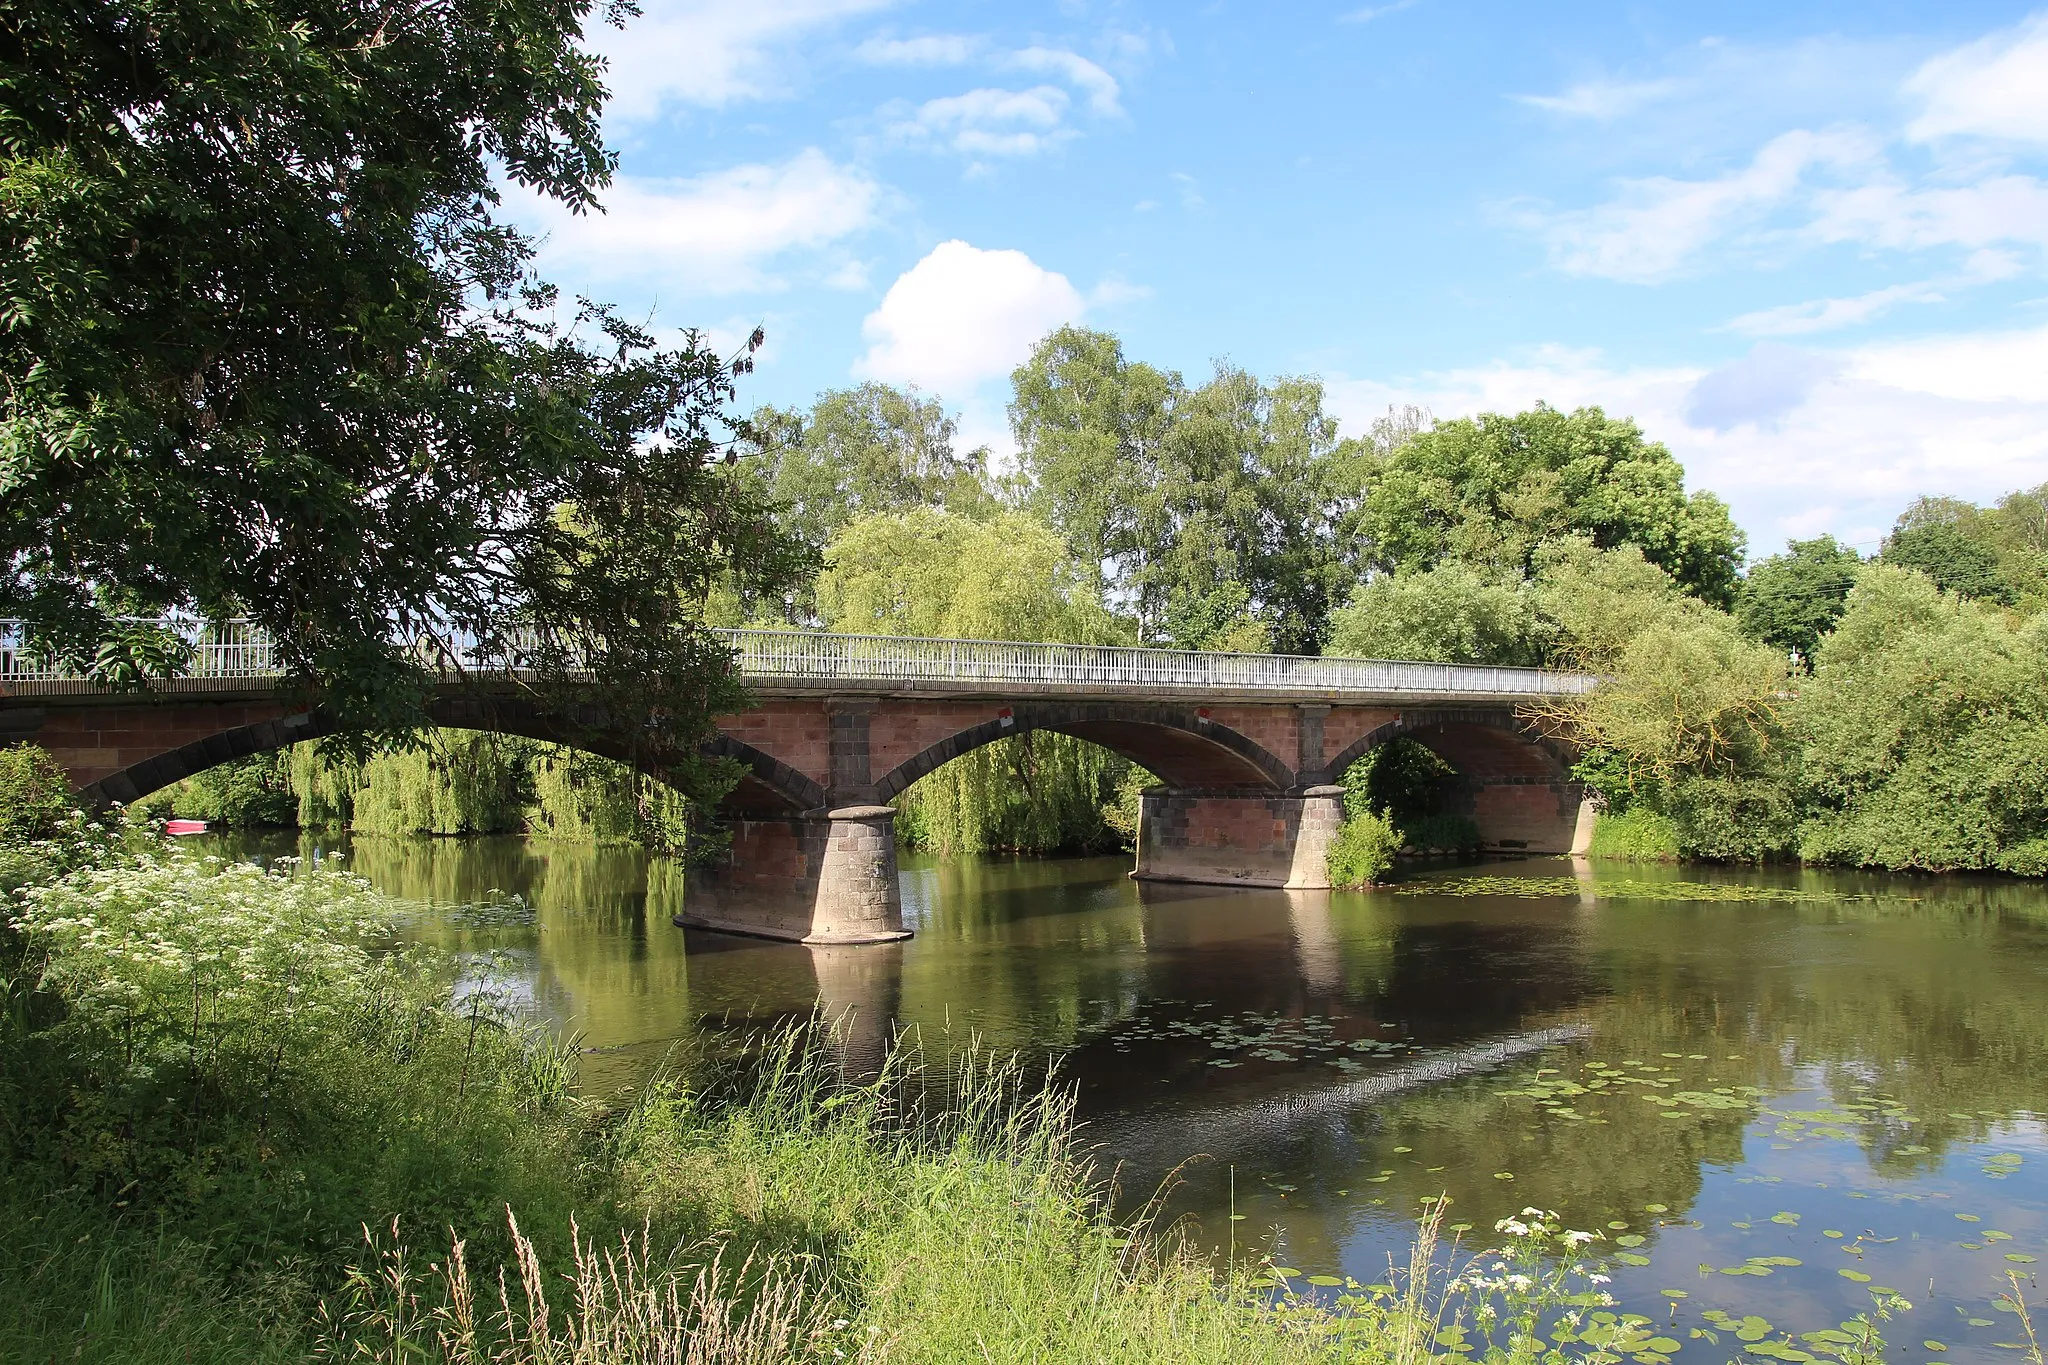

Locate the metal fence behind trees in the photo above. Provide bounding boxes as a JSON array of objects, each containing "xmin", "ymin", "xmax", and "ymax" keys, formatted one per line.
[{"xmin": 0, "ymin": 620, "xmax": 1594, "ymax": 698}]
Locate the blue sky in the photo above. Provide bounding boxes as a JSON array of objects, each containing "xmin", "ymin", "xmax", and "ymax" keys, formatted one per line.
[{"xmin": 508, "ymin": 1, "xmax": 2048, "ymax": 558}]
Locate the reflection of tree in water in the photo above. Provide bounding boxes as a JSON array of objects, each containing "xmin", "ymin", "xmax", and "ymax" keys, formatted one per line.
[
  {"xmin": 214, "ymin": 836, "xmax": 2048, "ymax": 1282},
  {"xmin": 1097, "ymin": 868, "xmax": 2048, "ymax": 1273}
]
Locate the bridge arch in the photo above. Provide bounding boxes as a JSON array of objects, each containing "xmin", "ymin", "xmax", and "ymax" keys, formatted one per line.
[
  {"xmin": 873, "ymin": 702, "xmax": 1295, "ymax": 803},
  {"xmin": 1324, "ymin": 707, "xmax": 1572, "ymax": 785},
  {"xmin": 1324, "ymin": 707, "xmax": 1581, "ymax": 854},
  {"xmin": 79, "ymin": 699, "xmax": 822, "ymax": 815}
]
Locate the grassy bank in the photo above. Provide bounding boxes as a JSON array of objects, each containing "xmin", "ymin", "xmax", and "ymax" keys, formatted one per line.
[{"xmin": 0, "ymin": 810, "xmax": 1375, "ymax": 1363}]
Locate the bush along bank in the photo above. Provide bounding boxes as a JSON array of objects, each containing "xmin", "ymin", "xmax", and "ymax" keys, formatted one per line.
[
  {"xmin": 1554, "ymin": 563, "xmax": 2048, "ymax": 875},
  {"xmin": 1326, "ymin": 739, "xmax": 1485, "ymax": 887}
]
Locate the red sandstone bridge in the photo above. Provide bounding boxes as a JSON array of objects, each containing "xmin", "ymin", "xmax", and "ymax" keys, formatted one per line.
[{"xmin": 1, "ymin": 624, "xmax": 1595, "ymax": 945}]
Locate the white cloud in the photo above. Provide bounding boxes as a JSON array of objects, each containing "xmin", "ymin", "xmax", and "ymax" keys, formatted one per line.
[
  {"xmin": 1726, "ymin": 281, "xmax": 1950, "ymax": 336},
  {"xmin": 1010, "ymin": 47, "xmax": 1122, "ymax": 116},
  {"xmin": 1848, "ymin": 322, "xmax": 2048, "ymax": 403},
  {"xmin": 519, "ymin": 149, "xmax": 882, "ymax": 294},
  {"xmin": 891, "ymin": 86, "xmax": 1073, "ymax": 157},
  {"xmin": 855, "ymin": 33, "xmax": 982, "ymax": 66},
  {"xmin": 1906, "ymin": 11, "xmax": 2048, "ymax": 145},
  {"xmin": 1323, "ymin": 326, "xmax": 2048, "ymax": 555},
  {"xmin": 1515, "ymin": 77, "xmax": 1686, "ymax": 120},
  {"xmin": 592, "ymin": 0, "xmax": 891, "ymax": 121},
  {"xmin": 1808, "ymin": 173, "xmax": 2048, "ymax": 253},
  {"xmin": 1339, "ymin": 0, "xmax": 1420, "ymax": 22},
  {"xmin": 856, "ymin": 241, "xmax": 1085, "ymax": 396},
  {"xmin": 872, "ymin": 42, "xmax": 1125, "ymax": 161},
  {"xmin": 1525, "ymin": 128, "xmax": 1878, "ymax": 282}
]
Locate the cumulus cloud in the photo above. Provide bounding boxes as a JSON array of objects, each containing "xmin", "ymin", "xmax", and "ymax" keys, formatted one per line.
[
  {"xmin": 890, "ymin": 86, "xmax": 1074, "ymax": 157},
  {"xmin": 856, "ymin": 241, "xmax": 1085, "ymax": 395},
  {"xmin": 591, "ymin": 0, "xmax": 891, "ymax": 121},
  {"xmin": 1906, "ymin": 11, "xmax": 2048, "ymax": 145},
  {"xmin": 518, "ymin": 149, "xmax": 882, "ymax": 294},
  {"xmin": 1323, "ymin": 326, "xmax": 2048, "ymax": 555}
]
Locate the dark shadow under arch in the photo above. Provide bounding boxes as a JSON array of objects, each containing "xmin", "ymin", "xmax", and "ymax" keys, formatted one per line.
[
  {"xmin": 873, "ymin": 701, "xmax": 1295, "ymax": 803},
  {"xmin": 1324, "ymin": 708, "xmax": 1574, "ymax": 786},
  {"xmin": 82, "ymin": 697, "xmax": 823, "ymax": 815}
]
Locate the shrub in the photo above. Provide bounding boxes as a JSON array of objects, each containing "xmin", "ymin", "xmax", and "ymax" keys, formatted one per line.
[
  {"xmin": 0, "ymin": 744, "xmax": 74, "ymax": 840},
  {"xmin": 1796, "ymin": 566, "xmax": 2048, "ymax": 874},
  {"xmin": 1328, "ymin": 808, "xmax": 1402, "ymax": 887},
  {"xmin": 1402, "ymin": 812, "xmax": 1481, "ymax": 854},
  {"xmin": 1588, "ymin": 805, "xmax": 1681, "ymax": 862}
]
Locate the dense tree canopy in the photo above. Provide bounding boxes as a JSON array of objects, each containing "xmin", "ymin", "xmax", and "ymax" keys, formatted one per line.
[
  {"xmin": 743, "ymin": 382, "xmax": 995, "ymax": 558},
  {"xmin": 2, "ymin": 0, "xmax": 802, "ymax": 777},
  {"xmin": 1325, "ymin": 563, "xmax": 1543, "ymax": 666},
  {"xmin": 1351, "ymin": 405, "xmax": 1746, "ymax": 606},
  {"xmin": 1881, "ymin": 498, "xmax": 2018, "ymax": 604},
  {"xmin": 1008, "ymin": 327, "xmax": 1357, "ymax": 653},
  {"xmin": 1798, "ymin": 566, "xmax": 2048, "ymax": 874},
  {"xmin": 1736, "ymin": 535, "xmax": 1862, "ymax": 663}
]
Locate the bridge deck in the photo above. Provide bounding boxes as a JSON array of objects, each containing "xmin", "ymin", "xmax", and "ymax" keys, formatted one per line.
[{"xmin": 0, "ymin": 623, "xmax": 1593, "ymax": 705}]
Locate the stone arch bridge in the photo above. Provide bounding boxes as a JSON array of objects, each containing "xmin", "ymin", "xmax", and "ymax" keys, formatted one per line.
[{"xmin": 1, "ymin": 627, "xmax": 1595, "ymax": 945}]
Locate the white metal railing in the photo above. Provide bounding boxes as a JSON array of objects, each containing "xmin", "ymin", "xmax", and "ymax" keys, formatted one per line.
[
  {"xmin": 0, "ymin": 620, "xmax": 1594, "ymax": 698},
  {"xmin": 720, "ymin": 629, "xmax": 1593, "ymax": 696}
]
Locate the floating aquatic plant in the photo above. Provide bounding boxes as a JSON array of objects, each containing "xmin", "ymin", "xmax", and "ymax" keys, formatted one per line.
[{"xmin": 1394, "ymin": 876, "xmax": 1900, "ymax": 904}]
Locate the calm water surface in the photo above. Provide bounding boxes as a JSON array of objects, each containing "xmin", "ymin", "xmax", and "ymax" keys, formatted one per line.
[{"xmin": 206, "ymin": 834, "xmax": 2048, "ymax": 1359}]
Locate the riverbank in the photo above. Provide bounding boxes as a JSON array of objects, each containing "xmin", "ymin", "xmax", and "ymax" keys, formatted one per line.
[
  {"xmin": 12, "ymin": 800, "xmax": 2044, "ymax": 1361},
  {"xmin": 0, "ymin": 820, "xmax": 1390, "ymax": 1364}
]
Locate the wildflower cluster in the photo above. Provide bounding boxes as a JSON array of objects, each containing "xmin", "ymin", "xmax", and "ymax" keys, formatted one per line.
[
  {"xmin": 10, "ymin": 852, "xmax": 392, "ymax": 1082},
  {"xmin": 1431, "ymin": 1208, "xmax": 1681, "ymax": 1365},
  {"xmin": 0, "ymin": 802, "xmax": 138, "ymax": 891}
]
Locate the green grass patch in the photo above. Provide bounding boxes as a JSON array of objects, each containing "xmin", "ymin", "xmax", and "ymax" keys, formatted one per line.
[{"xmin": 1588, "ymin": 807, "xmax": 1683, "ymax": 862}]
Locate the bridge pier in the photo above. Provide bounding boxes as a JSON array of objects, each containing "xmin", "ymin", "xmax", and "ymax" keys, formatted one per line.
[
  {"xmin": 676, "ymin": 805, "xmax": 911, "ymax": 945},
  {"xmin": 1133, "ymin": 787, "xmax": 1348, "ymax": 890}
]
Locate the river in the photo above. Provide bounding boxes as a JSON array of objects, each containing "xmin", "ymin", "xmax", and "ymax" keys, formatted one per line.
[{"xmin": 201, "ymin": 833, "xmax": 2047, "ymax": 1361}]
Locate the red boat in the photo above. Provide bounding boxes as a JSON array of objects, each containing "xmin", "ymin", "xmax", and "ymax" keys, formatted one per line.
[{"xmin": 164, "ymin": 819, "xmax": 209, "ymax": 836}]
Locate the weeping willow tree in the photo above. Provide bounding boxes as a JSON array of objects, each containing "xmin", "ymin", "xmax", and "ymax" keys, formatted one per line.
[
  {"xmin": 896, "ymin": 731, "xmax": 1132, "ymax": 855},
  {"xmin": 344, "ymin": 732, "xmax": 536, "ymax": 836},
  {"xmin": 819, "ymin": 508, "xmax": 1151, "ymax": 853},
  {"xmin": 528, "ymin": 746, "xmax": 690, "ymax": 851},
  {"xmin": 286, "ymin": 731, "xmax": 687, "ymax": 846}
]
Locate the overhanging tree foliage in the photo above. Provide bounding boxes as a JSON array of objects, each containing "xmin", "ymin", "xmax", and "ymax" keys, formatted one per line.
[{"xmin": 1, "ymin": 0, "xmax": 804, "ymax": 794}]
